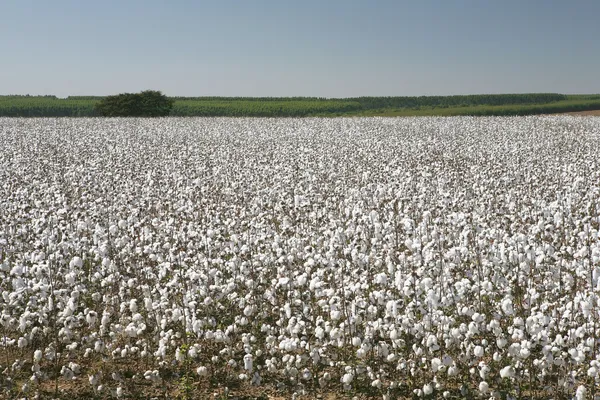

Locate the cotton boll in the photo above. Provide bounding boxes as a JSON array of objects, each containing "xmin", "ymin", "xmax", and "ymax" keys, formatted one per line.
[
  {"xmin": 501, "ymin": 298, "xmax": 514, "ymax": 315},
  {"xmin": 244, "ymin": 354, "xmax": 253, "ymax": 372},
  {"xmin": 473, "ymin": 345, "xmax": 484, "ymax": 358},
  {"xmin": 197, "ymin": 366, "xmax": 208, "ymax": 377},
  {"xmin": 500, "ymin": 366, "xmax": 515, "ymax": 379},
  {"xmin": 497, "ymin": 338, "xmax": 507, "ymax": 348},
  {"xmin": 70, "ymin": 257, "xmax": 83, "ymax": 269},
  {"xmin": 86, "ymin": 311, "xmax": 97, "ymax": 326},
  {"xmin": 575, "ymin": 385, "xmax": 586, "ymax": 400},
  {"xmin": 478, "ymin": 381, "xmax": 489, "ymax": 394},
  {"xmin": 356, "ymin": 348, "xmax": 367, "ymax": 359},
  {"xmin": 61, "ymin": 366, "xmax": 74, "ymax": 380},
  {"xmin": 341, "ymin": 372, "xmax": 354, "ymax": 384},
  {"xmin": 423, "ymin": 383, "xmax": 433, "ymax": 395},
  {"xmin": 18, "ymin": 337, "xmax": 28, "ymax": 348},
  {"xmin": 431, "ymin": 358, "xmax": 441, "ymax": 372}
]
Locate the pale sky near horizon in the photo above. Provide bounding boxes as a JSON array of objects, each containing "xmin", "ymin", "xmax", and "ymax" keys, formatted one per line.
[{"xmin": 1, "ymin": 0, "xmax": 599, "ymax": 98}]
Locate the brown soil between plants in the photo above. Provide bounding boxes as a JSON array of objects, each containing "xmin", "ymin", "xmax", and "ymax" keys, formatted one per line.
[{"xmin": 561, "ymin": 109, "xmax": 600, "ymax": 116}]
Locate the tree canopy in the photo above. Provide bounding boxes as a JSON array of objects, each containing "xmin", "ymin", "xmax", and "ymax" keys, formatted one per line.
[{"xmin": 94, "ymin": 90, "xmax": 173, "ymax": 117}]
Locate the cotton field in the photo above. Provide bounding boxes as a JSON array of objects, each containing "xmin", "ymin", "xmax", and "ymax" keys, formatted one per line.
[{"xmin": 1, "ymin": 116, "xmax": 600, "ymax": 399}]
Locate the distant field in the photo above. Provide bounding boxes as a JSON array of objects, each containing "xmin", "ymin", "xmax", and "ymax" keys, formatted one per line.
[{"xmin": 1, "ymin": 93, "xmax": 600, "ymax": 117}]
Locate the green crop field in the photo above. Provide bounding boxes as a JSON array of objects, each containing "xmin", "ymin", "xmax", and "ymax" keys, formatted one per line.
[{"xmin": 1, "ymin": 93, "xmax": 599, "ymax": 117}]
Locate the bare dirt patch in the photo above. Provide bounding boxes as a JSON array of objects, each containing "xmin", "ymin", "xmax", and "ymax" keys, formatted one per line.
[{"xmin": 562, "ymin": 109, "xmax": 600, "ymax": 116}]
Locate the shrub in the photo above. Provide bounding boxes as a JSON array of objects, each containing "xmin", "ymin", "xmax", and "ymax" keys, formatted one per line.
[{"xmin": 94, "ymin": 90, "xmax": 173, "ymax": 117}]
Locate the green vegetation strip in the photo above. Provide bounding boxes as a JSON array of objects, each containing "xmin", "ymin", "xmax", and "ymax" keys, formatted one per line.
[{"xmin": 1, "ymin": 93, "xmax": 600, "ymax": 117}]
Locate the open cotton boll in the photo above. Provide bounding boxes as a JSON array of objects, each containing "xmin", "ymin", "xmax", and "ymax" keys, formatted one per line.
[
  {"xmin": 575, "ymin": 385, "xmax": 586, "ymax": 400},
  {"xmin": 196, "ymin": 366, "xmax": 208, "ymax": 377},
  {"xmin": 341, "ymin": 372, "xmax": 354, "ymax": 384},
  {"xmin": 500, "ymin": 366, "xmax": 515, "ymax": 379},
  {"xmin": 423, "ymin": 383, "xmax": 433, "ymax": 396},
  {"xmin": 69, "ymin": 257, "xmax": 83, "ymax": 269},
  {"xmin": 244, "ymin": 354, "xmax": 253, "ymax": 372},
  {"xmin": 478, "ymin": 381, "xmax": 489, "ymax": 394},
  {"xmin": 473, "ymin": 345, "xmax": 484, "ymax": 358}
]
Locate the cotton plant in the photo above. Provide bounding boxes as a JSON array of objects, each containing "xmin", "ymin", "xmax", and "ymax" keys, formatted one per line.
[{"xmin": 0, "ymin": 116, "xmax": 600, "ymax": 398}]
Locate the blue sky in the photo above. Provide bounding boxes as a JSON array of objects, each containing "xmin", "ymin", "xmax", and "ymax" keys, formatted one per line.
[{"xmin": 1, "ymin": 0, "xmax": 599, "ymax": 97}]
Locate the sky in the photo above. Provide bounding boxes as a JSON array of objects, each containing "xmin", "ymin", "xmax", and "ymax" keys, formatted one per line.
[{"xmin": 1, "ymin": 0, "xmax": 599, "ymax": 98}]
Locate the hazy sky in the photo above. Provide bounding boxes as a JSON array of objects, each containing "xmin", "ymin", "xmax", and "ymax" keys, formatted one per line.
[{"xmin": 2, "ymin": 0, "xmax": 599, "ymax": 97}]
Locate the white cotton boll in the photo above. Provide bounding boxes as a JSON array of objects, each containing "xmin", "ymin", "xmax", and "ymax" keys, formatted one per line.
[
  {"xmin": 501, "ymin": 298, "xmax": 514, "ymax": 315},
  {"xmin": 116, "ymin": 386, "xmax": 123, "ymax": 398},
  {"xmin": 61, "ymin": 366, "xmax": 74, "ymax": 380},
  {"xmin": 342, "ymin": 372, "xmax": 354, "ymax": 384},
  {"xmin": 497, "ymin": 338, "xmax": 507, "ymax": 348},
  {"xmin": 65, "ymin": 272, "xmax": 76, "ymax": 286},
  {"xmin": 479, "ymin": 364, "xmax": 490, "ymax": 379},
  {"xmin": 88, "ymin": 374, "xmax": 100, "ymax": 386},
  {"xmin": 172, "ymin": 308, "xmax": 182, "ymax": 321},
  {"xmin": 144, "ymin": 298, "xmax": 153, "ymax": 311},
  {"xmin": 94, "ymin": 341, "xmax": 104, "ymax": 353},
  {"xmin": 70, "ymin": 256, "xmax": 83, "ymax": 269},
  {"xmin": 474, "ymin": 345, "xmax": 484, "ymax": 358},
  {"xmin": 197, "ymin": 366, "xmax": 208, "ymax": 377},
  {"xmin": 33, "ymin": 350, "xmax": 43, "ymax": 363},
  {"xmin": 431, "ymin": 358, "xmax": 441, "ymax": 372},
  {"xmin": 423, "ymin": 383, "xmax": 433, "ymax": 395},
  {"xmin": 374, "ymin": 272, "xmax": 387, "ymax": 285},
  {"xmin": 296, "ymin": 274, "xmax": 307, "ymax": 286},
  {"xmin": 356, "ymin": 348, "xmax": 366, "ymax": 359},
  {"xmin": 109, "ymin": 225, "xmax": 118, "ymax": 235},
  {"xmin": 442, "ymin": 355, "xmax": 453, "ymax": 366},
  {"xmin": 352, "ymin": 337, "xmax": 361, "ymax": 347},
  {"xmin": 500, "ymin": 366, "xmax": 515, "ymax": 379},
  {"xmin": 18, "ymin": 337, "xmax": 28, "ymax": 348},
  {"xmin": 575, "ymin": 385, "xmax": 586, "ymax": 400},
  {"xmin": 478, "ymin": 381, "xmax": 489, "ymax": 394},
  {"xmin": 244, "ymin": 354, "xmax": 253, "ymax": 372},
  {"xmin": 371, "ymin": 379, "xmax": 382, "ymax": 389},
  {"xmin": 587, "ymin": 366, "xmax": 598, "ymax": 378},
  {"xmin": 468, "ymin": 322, "xmax": 479, "ymax": 335},
  {"xmin": 86, "ymin": 311, "xmax": 97, "ymax": 326}
]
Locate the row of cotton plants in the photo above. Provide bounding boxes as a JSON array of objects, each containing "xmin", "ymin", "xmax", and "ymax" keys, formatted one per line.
[{"xmin": 1, "ymin": 116, "xmax": 600, "ymax": 399}]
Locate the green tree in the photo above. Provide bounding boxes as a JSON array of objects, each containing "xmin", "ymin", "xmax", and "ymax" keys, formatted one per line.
[{"xmin": 94, "ymin": 90, "xmax": 173, "ymax": 117}]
